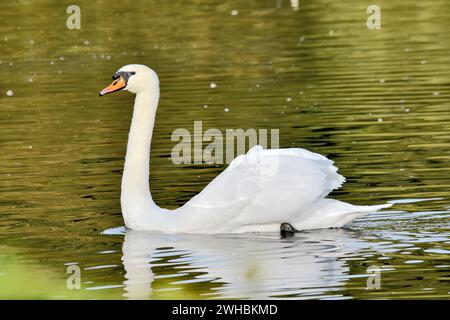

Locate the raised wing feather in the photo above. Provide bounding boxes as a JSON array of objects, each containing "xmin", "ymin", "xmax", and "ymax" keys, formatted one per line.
[{"xmin": 182, "ymin": 145, "xmax": 345, "ymax": 228}]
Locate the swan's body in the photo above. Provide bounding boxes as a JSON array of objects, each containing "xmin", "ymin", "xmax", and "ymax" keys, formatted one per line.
[{"xmin": 100, "ymin": 64, "xmax": 391, "ymax": 234}]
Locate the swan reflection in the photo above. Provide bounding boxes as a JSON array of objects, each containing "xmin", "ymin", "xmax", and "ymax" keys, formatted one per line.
[{"xmin": 120, "ymin": 228, "xmax": 370, "ymax": 299}]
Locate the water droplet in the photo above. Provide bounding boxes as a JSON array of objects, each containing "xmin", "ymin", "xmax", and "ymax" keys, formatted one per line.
[{"xmin": 405, "ymin": 260, "xmax": 424, "ymax": 264}]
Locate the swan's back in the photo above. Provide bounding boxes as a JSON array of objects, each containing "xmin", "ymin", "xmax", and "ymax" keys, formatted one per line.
[{"xmin": 175, "ymin": 145, "xmax": 356, "ymax": 233}]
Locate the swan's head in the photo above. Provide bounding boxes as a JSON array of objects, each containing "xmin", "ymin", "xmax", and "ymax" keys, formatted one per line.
[{"xmin": 99, "ymin": 64, "xmax": 159, "ymax": 96}]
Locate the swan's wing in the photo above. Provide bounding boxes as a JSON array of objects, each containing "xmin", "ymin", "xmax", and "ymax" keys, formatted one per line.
[{"xmin": 182, "ymin": 145, "xmax": 345, "ymax": 227}]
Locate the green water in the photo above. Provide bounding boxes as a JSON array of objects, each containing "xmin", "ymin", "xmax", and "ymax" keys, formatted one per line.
[{"xmin": 0, "ymin": 0, "xmax": 449, "ymax": 299}]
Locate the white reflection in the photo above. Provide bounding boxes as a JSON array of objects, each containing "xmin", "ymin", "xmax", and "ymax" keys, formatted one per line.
[
  {"xmin": 120, "ymin": 229, "xmax": 369, "ymax": 299},
  {"xmin": 291, "ymin": 0, "xmax": 300, "ymax": 11}
]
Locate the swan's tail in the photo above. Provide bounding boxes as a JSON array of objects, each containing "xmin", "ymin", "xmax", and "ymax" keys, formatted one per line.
[
  {"xmin": 293, "ymin": 200, "xmax": 393, "ymax": 230},
  {"xmin": 351, "ymin": 202, "xmax": 393, "ymax": 212}
]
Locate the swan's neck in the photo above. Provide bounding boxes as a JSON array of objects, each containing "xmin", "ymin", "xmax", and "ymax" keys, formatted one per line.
[{"xmin": 121, "ymin": 88, "xmax": 160, "ymax": 228}]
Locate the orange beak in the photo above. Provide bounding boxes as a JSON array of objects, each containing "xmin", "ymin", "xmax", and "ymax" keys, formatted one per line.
[{"xmin": 99, "ymin": 76, "xmax": 126, "ymax": 97}]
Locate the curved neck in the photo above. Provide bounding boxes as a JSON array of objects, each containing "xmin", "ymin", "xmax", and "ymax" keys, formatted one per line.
[{"xmin": 121, "ymin": 87, "xmax": 160, "ymax": 227}]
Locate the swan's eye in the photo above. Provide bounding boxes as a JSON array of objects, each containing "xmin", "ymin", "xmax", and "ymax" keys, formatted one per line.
[{"xmin": 112, "ymin": 71, "xmax": 135, "ymax": 82}]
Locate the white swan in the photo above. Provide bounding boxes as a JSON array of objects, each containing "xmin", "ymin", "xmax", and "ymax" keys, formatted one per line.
[{"xmin": 99, "ymin": 64, "xmax": 391, "ymax": 234}]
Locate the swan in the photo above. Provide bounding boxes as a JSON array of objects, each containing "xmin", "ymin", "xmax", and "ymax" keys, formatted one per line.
[{"xmin": 99, "ymin": 64, "xmax": 391, "ymax": 234}]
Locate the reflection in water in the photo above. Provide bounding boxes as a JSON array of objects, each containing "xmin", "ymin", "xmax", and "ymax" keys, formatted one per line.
[
  {"xmin": 114, "ymin": 217, "xmax": 450, "ymax": 299},
  {"xmin": 121, "ymin": 228, "xmax": 368, "ymax": 299},
  {"xmin": 290, "ymin": 0, "xmax": 300, "ymax": 11}
]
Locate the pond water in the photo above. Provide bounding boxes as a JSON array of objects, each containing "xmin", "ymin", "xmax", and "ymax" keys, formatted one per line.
[{"xmin": 0, "ymin": 0, "xmax": 449, "ymax": 299}]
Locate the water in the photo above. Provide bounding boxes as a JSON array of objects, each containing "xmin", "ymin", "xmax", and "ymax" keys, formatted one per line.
[{"xmin": 0, "ymin": 0, "xmax": 449, "ymax": 299}]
